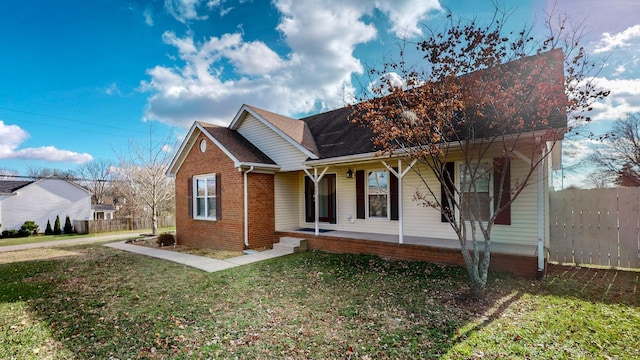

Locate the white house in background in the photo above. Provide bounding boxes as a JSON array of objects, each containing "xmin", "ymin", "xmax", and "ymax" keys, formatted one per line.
[
  {"xmin": 91, "ymin": 204, "xmax": 116, "ymax": 220},
  {"xmin": 0, "ymin": 176, "xmax": 92, "ymax": 232}
]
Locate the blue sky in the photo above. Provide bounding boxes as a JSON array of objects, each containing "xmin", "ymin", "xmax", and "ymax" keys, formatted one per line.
[{"xmin": 1, "ymin": 0, "xmax": 639, "ymax": 187}]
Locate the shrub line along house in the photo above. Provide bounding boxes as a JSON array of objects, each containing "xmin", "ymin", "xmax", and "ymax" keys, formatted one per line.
[{"xmin": 168, "ymin": 50, "xmax": 567, "ymax": 278}]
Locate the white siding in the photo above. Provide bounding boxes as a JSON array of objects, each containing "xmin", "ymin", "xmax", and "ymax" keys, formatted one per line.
[
  {"xmin": 491, "ymin": 158, "xmax": 539, "ymax": 246},
  {"xmin": 237, "ymin": 114, "xmax": 310, "ymax": 171},
  {"xmin": 293, "ymin": 156, "xmax": 542, "ymax": 248},
  {"xmin": 0, "ymin": 179, "xmax": 91, "ymax": 232},
  {"xmin": 274, "ymin": 172, "xmax": 299, "ymax": 231}
]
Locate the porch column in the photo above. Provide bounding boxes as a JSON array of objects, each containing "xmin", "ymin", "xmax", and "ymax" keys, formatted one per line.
[
  {"xmin": 303, "ymin": 167, "xmax": 329, "ymax": 236},
  {"xmin": 382, "ymin": 159, "xmax": 418, "ymax": 244}
]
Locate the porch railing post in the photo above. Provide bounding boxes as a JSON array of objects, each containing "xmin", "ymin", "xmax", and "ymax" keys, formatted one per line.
[{"xmin": 398, "ymin": 159, "xmax": 403, "ymax": 244}]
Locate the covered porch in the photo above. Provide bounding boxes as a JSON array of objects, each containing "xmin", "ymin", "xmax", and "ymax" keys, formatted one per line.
[{"xmin": 275, "ymin": 229, "xmax": 541, "ymax": 278}]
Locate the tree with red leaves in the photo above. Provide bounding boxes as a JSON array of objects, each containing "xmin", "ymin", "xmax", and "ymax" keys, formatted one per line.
[{"xmin": 351, "ymin": 10, "xmax": 608, "ymax": 295}]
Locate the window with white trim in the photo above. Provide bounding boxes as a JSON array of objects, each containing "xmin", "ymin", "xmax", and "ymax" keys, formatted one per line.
[
  {"xmin": 367, "ymin": 170, "xmax": 388, "ymax": 218},
  {"xmin": 459, "ymin": 162, "xmax": 491, "ymax": 222},
  {"xmin": 194, "ymin": 174, "xmax": 217, "ymax": 220}
]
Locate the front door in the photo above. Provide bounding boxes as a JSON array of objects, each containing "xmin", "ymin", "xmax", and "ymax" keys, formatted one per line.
[{"xmin": 305, "ymin": 174, "xmax": 336, "ymax": 224}]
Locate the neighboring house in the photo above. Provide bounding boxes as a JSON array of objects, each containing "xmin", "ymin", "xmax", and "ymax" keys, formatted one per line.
[
  {"xmin": 0, "ymin": 176, "xmax": 91, "ymax": 232},
  {"xmin": 91, "ymin": 204, "xmax": 116, "ymax": 220},
  {"xmin": 167, "ymin": 50, "xmax": 566, "ymax": 277}
]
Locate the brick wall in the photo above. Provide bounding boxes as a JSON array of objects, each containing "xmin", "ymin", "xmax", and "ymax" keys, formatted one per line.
[
  {"xmin": 275, "ymin": 231, "xmax": 539, "ymax": 278},
  {"xmin": 247, "ymin": 172, "xmax": 276, "ymax": 249},
  {"xmin": 176, "ymin": 132, "xmax": 275, "ymax": 251}
]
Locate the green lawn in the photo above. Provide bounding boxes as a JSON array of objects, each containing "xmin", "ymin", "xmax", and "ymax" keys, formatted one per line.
[
  {"xmin": 0, "ymin": 244, "xmax": 638, "ymax": 359},
  {"xmin": 0, "ymin": 227, "xmax": 176, "ymax": 247}
]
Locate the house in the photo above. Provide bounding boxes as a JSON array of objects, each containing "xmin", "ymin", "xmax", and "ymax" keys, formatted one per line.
[
  {"xmin": 0, "ymin": 176, "xmax": 92, "ymax": 232},
  {"xmin": 167, "ymin": 50, "xmax": 567, "ymax": 278},
  {"xmin": 91, "ymin": 204, "xmax": 116, "ymax": 220}
]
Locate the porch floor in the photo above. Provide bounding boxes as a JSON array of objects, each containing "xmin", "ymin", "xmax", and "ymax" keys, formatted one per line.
[{"xmin": 281, "ymin": 229, "xmax": 538, "ymax": 257}]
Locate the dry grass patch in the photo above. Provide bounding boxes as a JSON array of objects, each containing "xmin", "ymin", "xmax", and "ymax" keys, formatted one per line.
[
  {"xmin": 0, "ymin": 244, "xmax": 638, "ymax": 359},
  {"xmin": 128, "ymin": 238, "xmax": 243, "ymax": 260}
]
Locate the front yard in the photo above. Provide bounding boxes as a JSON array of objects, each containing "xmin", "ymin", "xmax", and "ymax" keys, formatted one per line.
[{"xmin": 0, "ymin": 243, "xmax": 638, "ymax": 359}]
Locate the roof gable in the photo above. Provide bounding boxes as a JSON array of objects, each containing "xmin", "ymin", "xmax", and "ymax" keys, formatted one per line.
[
  {"xmin": 32, "ymin": 176, "xmax": 93, "ymax": 195},
  {"xmin": 198, "ymin": 122, "xmax": 277, "ymax": 165},
  {"xmin": 167, "ymin": 121, "xmax": 278, "ymax": 176},
  {"xmin": 229, "ymin": 104, "xmax": 319, "ymax": 159},
  {"xmin": 0, "ymin": 177, "xmax": 91, "ymax": 195}
]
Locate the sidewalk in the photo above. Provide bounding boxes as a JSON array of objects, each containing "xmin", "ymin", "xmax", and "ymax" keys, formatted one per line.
[
  {"xmin": 0, "ymin": 232, "xmax": 142, "ymax": 253},
  {"xmin": 0, "ymin": 233, "xmax": 295, "ymax": 272},
  {"xmin": 104, "ymin": 241, "xmax": 293, "ymax": 273}
]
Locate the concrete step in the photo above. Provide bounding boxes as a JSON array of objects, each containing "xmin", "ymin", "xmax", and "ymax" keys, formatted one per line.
[{"xmin": 273, "ymin": 236, "xmax": 308, "ymax": 253}]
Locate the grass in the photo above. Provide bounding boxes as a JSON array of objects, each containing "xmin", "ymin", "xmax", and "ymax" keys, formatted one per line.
[
  {"xmin": 0, "ymin": 245, "xmax": 638, "ymax": 359},
  {"xmin": 0, "ymin": 227, "xmax": 176, "ymax": 247}
]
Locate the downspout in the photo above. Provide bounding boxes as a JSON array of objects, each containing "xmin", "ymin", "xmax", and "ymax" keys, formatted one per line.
[
  {"xmin": 243, "ymin": 166, "xmax": 254, "ymax": 247},
  {"xmin": 537, "ymin": 148, "xmax": 545, "ymax": 279}
]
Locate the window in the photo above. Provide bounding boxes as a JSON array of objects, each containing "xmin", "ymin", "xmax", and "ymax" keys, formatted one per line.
[
  {"xmin": 459, "ymin": 162, "xmax": 491, "ymax": 222},
  {"xmin": 194, "ymin": 174, "xmax": 217, "ymax": 219},
  {"xmin": 368, "ymin": 170, "xmax": 388, "ymax": 218}
]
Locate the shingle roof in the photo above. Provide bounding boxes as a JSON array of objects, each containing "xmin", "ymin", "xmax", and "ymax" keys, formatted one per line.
[
  {"xmin": 198, "ymin": 122, "xmax": 277, "ymax": 165},
  {"xmin": 0, "ymin": 180, "xmax": 33, "ymax": 193},
  {"xmin": 301, "ymin": 106, "xmax": 376, "ymax": 159},
  {"xmin": 301, "ymin": 49, "xmax": 567, "ymax": 159},
  {"xmin": 246, "ymin": 105, "xmax": 319, "ymax": 156}
]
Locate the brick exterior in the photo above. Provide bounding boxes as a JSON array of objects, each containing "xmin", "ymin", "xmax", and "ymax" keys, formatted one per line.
[
  {"xmin": 275, "ymin": 231, "xmax": 540, "ymax": 278},
  {"xmin": 175, "ymin": 133, "xmax": 275, "ymax": 251}
]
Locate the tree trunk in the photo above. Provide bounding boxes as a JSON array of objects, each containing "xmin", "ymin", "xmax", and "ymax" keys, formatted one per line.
[
  {"xmin": 458, "ymin": 230, "xmax": 491, "ymax": 298},
  {"xmin": 152, "ymin": 214, "xmax": 158, "ymax": 235}
]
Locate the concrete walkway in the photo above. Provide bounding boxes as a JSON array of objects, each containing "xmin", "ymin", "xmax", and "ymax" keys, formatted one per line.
[
  {"xmin": 104, "ymin": 241, "xmax": 293, "ymax": 273},
  {"xmin": 0, "ymin": 232, "xmax": 142, "ymax": 253}
]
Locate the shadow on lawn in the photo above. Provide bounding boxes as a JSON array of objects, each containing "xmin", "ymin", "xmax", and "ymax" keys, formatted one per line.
[
  {"xmin": 537, "ymin": 264, "xmax": 640, "ymax": 307},
  {"xmin": 1, "ymin": 247, "xmax": 638, "ymax": 358}
]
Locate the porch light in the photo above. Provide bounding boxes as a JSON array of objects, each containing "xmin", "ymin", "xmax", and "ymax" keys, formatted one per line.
[{"xmin": 346, "ymin": 168, "xmax": 353, "ymax": 178}]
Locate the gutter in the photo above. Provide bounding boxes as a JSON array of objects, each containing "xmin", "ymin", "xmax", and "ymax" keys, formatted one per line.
[
  {"xmin": 537, "ymin": 147, "xmax": 545, "ymax": 279},
  {"xmin": 243, "ymin": 166, "xmax": 254, "ymax": 247}
]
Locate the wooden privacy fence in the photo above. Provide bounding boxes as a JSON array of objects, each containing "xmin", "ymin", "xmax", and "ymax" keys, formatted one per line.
[
  {"xmin": 549, "ymin": 188, "xmax": 640, "ymax": 269},
  {"xmin": 73, "ymin": 216, "xmax": 175, "ymax": 234}
]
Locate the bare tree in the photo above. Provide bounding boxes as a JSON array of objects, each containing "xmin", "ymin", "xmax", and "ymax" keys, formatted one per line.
[
  {"xmin": 25, "ymin": 166, "xmax": 76, "ymax": 181},
  {"xmin": 76, "ymin": 159, "xmax": 116, "ymax": 204},
  {"xmin": 350, "ymin": 8, "xmax": 608, "ymax": 295},
  {"xmin": 596, "ymin": 114, "xmax": 640, "ymax": 187},
  {"xmin": 584, "ymin": 170, "xmax": 614, "ymax": 189},
  {"xmin": 0, "ymin": 168, "xmax": 17, "ymax": 180},
  {"xmin": 114, "ymin": 126, "xmax": 175, "ymax": 235}
]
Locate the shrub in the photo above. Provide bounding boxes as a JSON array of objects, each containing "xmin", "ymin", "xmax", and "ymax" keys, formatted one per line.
[
  {"xmin": 20, "ymin": 220, "xmax": 39, "ymax": 235},
  {"xmin": 63, "ymin": 216, "xmax": 74, "ymax": 234},
  {"xmin": 1, "ymin": 229, "xmax": 29, "ymax": 238},
  {"xmin": 156, "ymin": 232, "xmax": 176, "ymax": 247},
  {"xmin": 45, "ymin": 220, "xmax": 54, "ymax": 235},
  {"xmin": 53, "ymin": 215, "xmax": 62, "ymax": 235}
]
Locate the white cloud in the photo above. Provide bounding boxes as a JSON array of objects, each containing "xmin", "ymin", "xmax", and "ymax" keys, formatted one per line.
[
  {"xmin": 374, "ymin": 0, "xmax": 442, "ymax": 38},
  {"xmin": 583, "ymin": 77, "xmax": 640, "ymax": 122},
  {"xmin": 368, "ymin": 72, "xmax": 407, "ymax": 95},
  {"xmin": 142, "ymin": 0, "xmax": 442, "ymax": 128},
  {"xmin": 143, "ymin": 7, "xmax": 154, "ymax": 26},
  {"xmin": 105, "ymin": 83, "xmax": 121, "ymax": 96},
  {"xmin": 594, "ymin": 24, "xmax": 640, "ymax": 53},
  {"xmin": 0, "ymin": 121, "xmax": 92, "ymax": 164},
  {"xmin": 164, "ymin": 0, "xmax": 208, "ymax": 23},
  {"xmin": 162, "ymin": 144, "xmax": 174, "ymax": 153}
]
